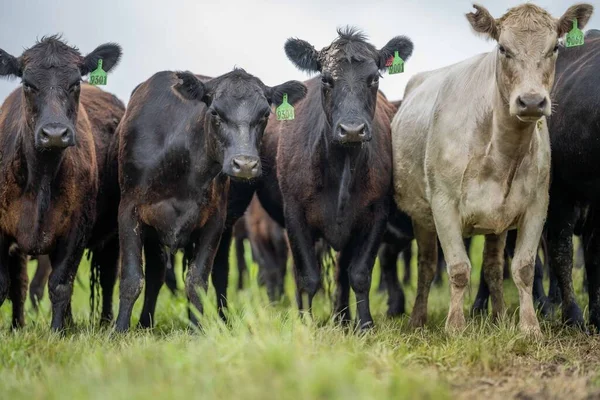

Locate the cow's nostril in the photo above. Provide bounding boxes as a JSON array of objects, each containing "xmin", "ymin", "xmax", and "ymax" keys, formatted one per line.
[
  {"xmin": 42, "ymin": 126, "xmax": 68, "ymax": 138},
  {"xmin": 517, "ymin": 96, "xmax": 527, "ymax": 109},
  {"xmin": 538, "ymin": 98, "xmax": 547, "ymax": 110}
]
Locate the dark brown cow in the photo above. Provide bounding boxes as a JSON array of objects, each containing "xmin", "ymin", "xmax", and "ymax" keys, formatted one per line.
[
  {"xmin": 0, "ymin": 36, "xmax": 122, "ymax": 330},
  {"xmin": 245, "ymin": 195, "xmax": 288, "ymax": 302},
  {"xmin": 115, "ymin": 69, "xmax": 306, "ymax": 331},
  {"xmin": 26, "ymin": 86, "xmax": 125, "ymax": 322},
  {"xmin": 258, "ymin": 27, "xmax": 413, "ymax": 329}
]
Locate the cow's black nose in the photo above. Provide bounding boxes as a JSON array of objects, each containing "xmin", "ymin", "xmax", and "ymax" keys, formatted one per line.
[
  {"xmin": 231, "ymin": 155, "xmax": 261, "ymax": 179},
  {"xmin": 37, "ymin": 124, "xmax": 75, "ymax": 149},
  {"xmin": 337, "ymin": 123, "xmax": 370, "ymax": 144}
]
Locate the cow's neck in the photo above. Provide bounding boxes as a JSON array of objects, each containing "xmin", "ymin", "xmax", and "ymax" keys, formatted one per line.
[
  {"xmin": 489, "ymin": 91, "xmax": 537, "ymax": 162},
  {"xmin": 19, "ymin": 128, "xmax": 66, "ymax": 192},
  {"xmin": 482, "ymin": 89, "xmax": 538, "ymax": 196},
  {"xmin": 200, "ymin": 114, "xmax": 223, "ymax": 178},
  {"xmin": 318, "ymin": 131, "xmax": 368, "ymax": 221}
]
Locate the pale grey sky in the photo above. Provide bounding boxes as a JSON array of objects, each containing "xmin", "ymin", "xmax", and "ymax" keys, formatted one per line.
[{"xmin": 1, "ymin": 0, "xmax": 598, "ymax": 104}]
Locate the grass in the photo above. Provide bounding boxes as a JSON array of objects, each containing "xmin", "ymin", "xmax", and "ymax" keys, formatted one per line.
[{"xmin": 0, "ymin": 237, "xmax": 598, "ymax": 399}]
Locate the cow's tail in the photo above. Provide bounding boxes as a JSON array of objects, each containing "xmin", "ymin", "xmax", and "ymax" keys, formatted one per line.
[{"xmin": 316, "ymin": 240, "xmax": 336, "ymax": 306}]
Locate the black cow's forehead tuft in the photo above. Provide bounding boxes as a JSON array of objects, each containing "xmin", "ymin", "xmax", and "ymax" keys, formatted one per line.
[
  {"xmin": 211, "ymin": 68, "xmax": 267, "ymax": 99},
  {"xmin": 316, "ymin": 27, "xmax": 380, "ymax": 77},
  {"xmin": 21, "ymin": 35, "xmax": 82, "ymax": 69},
  {"xmin": 320, "ymin": 27, "xmax": 379, "ymax": 66}
]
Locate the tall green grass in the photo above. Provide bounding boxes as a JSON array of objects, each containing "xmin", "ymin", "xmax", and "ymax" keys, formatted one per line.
[{"xmin": 0, "ymin": 237, "xmax": 597, "ymax": 399}]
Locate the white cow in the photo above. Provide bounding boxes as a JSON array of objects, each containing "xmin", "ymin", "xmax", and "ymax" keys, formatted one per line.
[{"xmin": 391, "ymin": 3, "xmax": 594, "ymax": 335}]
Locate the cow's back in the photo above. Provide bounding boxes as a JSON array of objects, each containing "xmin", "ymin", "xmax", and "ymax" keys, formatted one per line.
[
  {"xmin": 548, "ymin": 35, "xmax": 600, "ymax": 200},
  {"xmin": 80, "ymin": 84, "xmax": 126, "ymax": 244},
  {"xmin": 118, "ymin": 71, "xmax": 207, "ymax": 195},
  {"xmin": 392, "ymin": 53, "xmax": 495, "ymax": 227}
]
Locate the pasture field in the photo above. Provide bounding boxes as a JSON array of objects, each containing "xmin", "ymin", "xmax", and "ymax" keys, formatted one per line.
[{"xmin": 0, "ymin": 237, "xmax": 597, "ymax": 400}]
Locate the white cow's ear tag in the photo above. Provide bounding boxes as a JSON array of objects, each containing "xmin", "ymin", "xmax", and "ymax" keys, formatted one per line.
[{"xmin": 565, "ymin": 19, "xmax": 584, "ymax": 48}]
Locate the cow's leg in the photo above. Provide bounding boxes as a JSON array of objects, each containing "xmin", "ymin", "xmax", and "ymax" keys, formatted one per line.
[
  {"xmin": 0, "ymin": 236, "xmax": 10, "ymax": 317},
  {"xmin": 285, "ymin": 205, "xmax": 318, "ymax": 315},
  {"xmin": 532, "ymin": 253, "xmax": 552, "ymax": 317},
  {"xmin": 29, "ymin": 255, "xmax": 51, "ymax": 311},
  {"xmin": 92, "ymin": 238, "xmax": 119, "ymax": 325},
  {"xmin": 582, "ymin": 206, "xmax": 600, "ymax": 331},
  {"xmin": 186, "ymin": 211, "xmax": 225, "ymax": 327},
  {"xmin": 334, "ymin": 250, "xmax": 352, "ymax": 324},
  {"xmin": 48, "ymin": 232, "xmax": 86, "ymax": 332},
  {"xmin": 139, "ymin": 229, "xmax": 167, "ymax": 328},
  {"xmin": 410, "ymin": 223, "xmax": 438, "ymax": 328},
  {"xmin": 274, "ymin": 242, "xmax": 287, "ymax": 301},
  {"xmin": 347, "ymin": 211, "xmax": 388, "ymax": 331},
  {"xmin": 212, "ymin": 226, "xmax": 232, "ymax": 321},
  {"xmin": 379, "ymin": 238, "xmax": 409, "ymax": 317},
  {"xmin": 512, "ymin": 208, "xmax": 545, "ymax": 336},
  {"xmin": 481, "ymin": 233, "xmax": 507, "ymax": 320},
  {"xmin": 548, "ymin": 264, "xmax": 562, "ymax": 305},
  {"xmin": 263, "ymin": 243, "xmax": 285, "ymax": 303},
  {"xmin": 377, "ymin": 243, "xmax": 391, "ymax": 293},
  {"xmin": 8, "ymin": 248, "xmax": 27, "ymax": 328},
  {"xmin": 431, "ymin": 198, "xmax": 470, "ymax": 333},
  {"xmin": 434, "ymin": 241, "xmax": 445, "ymax": 286},
  {"xmin": 472, "ymin": 268, "xmax": 490, "ymax": 316},
  {"xmin": 546, "ymin": 193, "xmax": 583, "ymax": 327},
  {"xmin": 235, "ymin": 233, "xmax": 247, "ymax": 291},
  {"xmin": 115, "ymin": 204, "xmax": 144, "ymax": 332}
]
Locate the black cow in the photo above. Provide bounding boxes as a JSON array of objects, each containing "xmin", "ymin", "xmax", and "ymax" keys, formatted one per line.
[
  {"xmin": 546, "ymin": 30, "xmax": 600, "ymax": 331},
  {"xmin": 0, "ymin": 36, "xmax": 122, "ymax": 330},
  {"xmin": 257, "ymin": 27, "xmax": 413, "ymax": 330},
  {"xmin": 115, "ymin": 69, "xmax": 306, "ymax": 331}
]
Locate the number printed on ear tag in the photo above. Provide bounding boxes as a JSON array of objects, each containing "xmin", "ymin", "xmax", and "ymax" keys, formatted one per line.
[
  {"xmin": 386, "ymin": 51, "xmax": 404, "ymax": 75},
  {"xmin": 276, "ymin": 93, "xmax": 295, "ymax": 121},
  {"xmin": 89, "ymin": 59, "xmax": 107, "ymax": 86},
  {"xmin": 566, "ymin": 19, "xmax": 584, "ymax": 48}
]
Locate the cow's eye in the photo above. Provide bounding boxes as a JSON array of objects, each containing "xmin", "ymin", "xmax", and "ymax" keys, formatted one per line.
[
  {"xmin": 210, "ymin": 109, "xmax": 221, "ymax": 125},
  {"xmin": 370, "ymin": 75, "xmax": 380, "ymax": 87},
  {"xmin": 22, "ymin": 81, "xmax": 37, "ymax": 92},
  {"xmin": 321, "ymin": 75, "xmax": 334, "ymax": 88},
  {"xmin": 69, "ymin": 81, "xmax": 81, "ymax": 92},
  {"xmin": 498, "ymin": 45, "xmax": 511, "ymax": 58}
]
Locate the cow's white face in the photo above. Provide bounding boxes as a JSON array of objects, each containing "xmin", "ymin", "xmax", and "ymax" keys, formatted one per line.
[{"xmin": 466, "ymin": 3, "xmax": 594, "ymax": 122}]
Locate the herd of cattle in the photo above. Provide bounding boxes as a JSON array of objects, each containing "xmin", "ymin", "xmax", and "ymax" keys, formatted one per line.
[{"xmin": 0, "ymin": 3, "xmax": 598, "ymax": 336}]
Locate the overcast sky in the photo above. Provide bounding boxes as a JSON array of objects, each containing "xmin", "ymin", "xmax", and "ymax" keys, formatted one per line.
[{"xmin": 1, "ymin": 0, "xmax": 598, "ymax": 104}]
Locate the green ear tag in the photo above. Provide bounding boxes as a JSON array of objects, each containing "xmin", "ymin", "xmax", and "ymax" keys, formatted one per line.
[
  {"xmin": 89, "ymin": 59, "xmax": 107, "ymax": 86},
  {"xmin": 387, "ymin": 51, "xmax": 404, "ymax": 75},
  {"xmin": 276, "ymin": 93, "xmax": 295, "ymax": 121},
  {"xmin": 565, "ymin": 19, "xmax": 584, "ymax": 48}
]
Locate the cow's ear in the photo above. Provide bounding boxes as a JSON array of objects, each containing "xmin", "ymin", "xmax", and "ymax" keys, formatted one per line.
[
  {"xmin": 378, "ymin": 36, "xmax": 413, "ymax": 70},
  {"xmin": 557, "ymin": 4, "xmax": 594, "ymax": 37},
  {"xmin": 173, "ymin": 71, "xmax": 206, "ymax": 102},
  {"xmin": 285, "ymin": 38, "xmax": 320, "ymax": 73},
  {"xmin": 466, "ymin": 4, "xmax": 499, "ymax": 41},
  {"xmin": 267, "ymin": 80, "xmax": 307, "ymax": 106},
  {"xmin": 81, "ymin": 43, "xmax": 122, "ymax": 75},
  {"xmin": 0, "ymin": 49, "xmax": 21, "ymax": 78}
]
